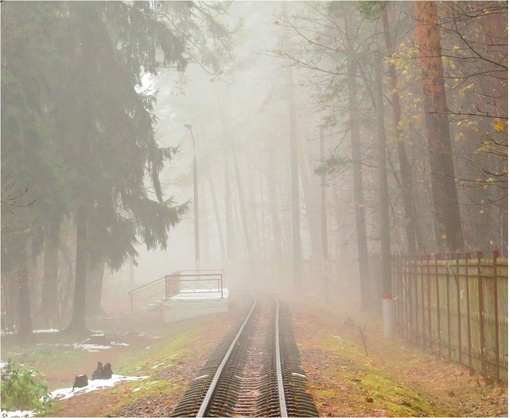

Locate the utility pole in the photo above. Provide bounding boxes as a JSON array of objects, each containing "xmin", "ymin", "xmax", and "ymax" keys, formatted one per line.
[{"xmin": 185, "ymin": 124, "xmax": 200, "ymax": 271}]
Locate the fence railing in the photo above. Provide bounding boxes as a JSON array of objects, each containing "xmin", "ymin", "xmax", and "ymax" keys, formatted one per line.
[{"xmin": 392, "ymin": 251, "xmax": 508, "ymax": 380}]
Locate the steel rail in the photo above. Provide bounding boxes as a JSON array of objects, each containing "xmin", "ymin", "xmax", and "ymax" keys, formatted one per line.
[
  {"xmin": 196, "ymin": 297, "xmax": 257, "ymax": 417},
  {"xmin": 274, "ymin": 298, "xmax": 288, "ymax": 417}
]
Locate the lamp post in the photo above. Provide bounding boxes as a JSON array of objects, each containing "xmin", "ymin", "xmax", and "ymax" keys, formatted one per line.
[{"xmin": 185, "ymin": 123, "xmax": 200, "ymax": 271}]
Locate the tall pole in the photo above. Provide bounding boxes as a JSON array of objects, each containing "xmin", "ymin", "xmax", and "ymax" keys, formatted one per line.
[{"xmin": 185, "ymin": 124, "xmax": 200, "ymax": 271}]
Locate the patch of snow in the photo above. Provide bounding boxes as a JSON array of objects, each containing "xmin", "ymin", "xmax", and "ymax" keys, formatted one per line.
[
  {"xmin": 33, "ymin": 342, "xmax": 112, "ymax": 352},
  {"xmin": 151, "ymin": 362, "xmax": 165, "ymax": 369},
  {"xmin": 111, "ymin": 342, "xmax": 129, "ymax": 346},
  {"xmin": 170, "ymin": 288, "xmax": 229, "ymax": 301},
  {"xmin": 1, "ymin": 409, "xmax": 34, "ymax": 418},
  {"xmin": 72, "ymin": 343, "xmax": 112, "ymax": 352},
  {"xmin": 33, "ymin": 329, "xmax": 59, "ymax": 334},
  {"xmin": 50, "ymin": 374, "xmax": 148, "ymax": 401}
]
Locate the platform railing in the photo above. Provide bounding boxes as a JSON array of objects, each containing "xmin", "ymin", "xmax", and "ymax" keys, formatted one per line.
[
  {"xmin": 128, "ymin": 274, "xmax": 168, "ymax": 313},
  {"xmin": 165, "ymin": 270, "xmax": 225, "ymax": 300}
]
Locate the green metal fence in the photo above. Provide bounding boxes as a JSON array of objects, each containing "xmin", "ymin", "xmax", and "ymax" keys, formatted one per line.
[{"xmin": 392, "ymin": 251, "xmax": 508, "ymax": 381}]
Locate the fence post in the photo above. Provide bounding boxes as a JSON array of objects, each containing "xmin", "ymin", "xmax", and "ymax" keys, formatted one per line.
[
  {"xmin": 425, "ymin": 254, "xmax": 432, "ymax": 351},
  {"xmin": 396, "ymin": 256, "xmax": 404, "ymax": 333},
  {"xmin": 446, "ymin": 254, "xmax": 452, "ymax": 361},
  {"xmin": 420, "ymin": 255, "xmax": 426, "ymax": 349},
  {"xmin": 493, "ymin": 250, "xmax": 500, "ymax": 380},
  {"xmin": 406, "ymin": 256, "xmax": 412, "ymax": 339},
  {"xmin": 435, "ymin": 254, "xmax": 442, "ymax": 357},
  {"xmin": 465, "ymin": 252, "xmax": 472, "ymax": 373},
  {"xmin": 477, "ymin": 251, "xmax": 487, "ymax": 374},
  {"xmin": 455, "ymin": 253, "xmax": 462, "ymax": 364},
  {"xmin": 413, "ymin": 257, "xmax": 419, "ymax": 344}
]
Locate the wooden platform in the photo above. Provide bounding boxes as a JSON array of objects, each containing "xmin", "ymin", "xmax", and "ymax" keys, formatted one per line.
[{"xmin": 162, "ymin": 288, "xmax": 230, "ymax": 323}]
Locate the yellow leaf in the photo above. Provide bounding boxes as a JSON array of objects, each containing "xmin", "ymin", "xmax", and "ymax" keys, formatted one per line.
[{"xmin": 495, "ymin": 122, "xmax": 505, "ymax": 132}]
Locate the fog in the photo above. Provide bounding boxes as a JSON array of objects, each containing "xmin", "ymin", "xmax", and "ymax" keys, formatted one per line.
[
  {"xmin": 117, "ymin": 2, "xmax": 361, "ymax": 297},
  {"xmin": 2, "ymin": 1, "xmax": 506, "ymax": 333}
]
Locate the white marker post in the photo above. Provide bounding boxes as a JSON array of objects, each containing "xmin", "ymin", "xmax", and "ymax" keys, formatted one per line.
[{"xmin": 382, "ymin": 295, "xmax": 394, "ymax": 339}]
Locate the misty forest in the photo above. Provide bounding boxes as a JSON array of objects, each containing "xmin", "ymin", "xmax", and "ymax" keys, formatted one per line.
[{"xmin": 1, "ymin": 1, "xmax": 508, "ymax": 417}]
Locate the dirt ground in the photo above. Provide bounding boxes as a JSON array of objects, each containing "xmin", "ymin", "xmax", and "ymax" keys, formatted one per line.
[{"xmin": 1, "ymin": 290, "xmax": 507, "ymax": 417}]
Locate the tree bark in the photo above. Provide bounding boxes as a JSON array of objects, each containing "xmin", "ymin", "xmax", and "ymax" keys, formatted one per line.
[
  {"xmin": 208, "ymin": 170, "xmax": 226, "ymax": 261},
  {"xmin": 17, "ymin": 247, "xmax": 33, "ymax": 343},
  {"xmin": 287, "ymin": 65, "xmax": 303, "ymax": 290},
  {"xmin": 319, "ymin": 127, "xmax": 329, "ymax": 261},
  {"xmin": 374, "ymin": 52, "xmax": 393, "ymax": 301},
  {"xmin": 266, "ymin": 154, "xmax": 284, "ymax": 259},
  {"xmin": 297, "ymin": 135, "xmax": 322, "ymax": 260},
  {"xmin": 41, "ymin": 240, "xmax": 59, "ymax": 327},
  {"xmin": 224, "ymin": 157, "xmax": 236, "ymax": 262},
  {"xmin": 67, "ymin": 205, "xmax": 89, "ymax": 334},
  {"xmin": 347, "ymin": 57, "xmax": 372, "ymax": 311},
  {"xmin": 415, "ymin": 1, "xmax": 464, "ymax": 253},
  {"xmin": 232, "ymin": 148, "xmax": 253, "ymax": 262},
  {"xmin": 86, "ymin": 260, "xmax": 105, "ymax": 316},
  {"xmin": 381, "ymin": 3, "xmax": 418, "ymax": 255}
]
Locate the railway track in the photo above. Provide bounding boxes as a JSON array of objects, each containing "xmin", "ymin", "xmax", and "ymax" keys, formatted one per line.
[{"xmin": 171, "ymin": 295, "xmax": 318, "ymax": 417}]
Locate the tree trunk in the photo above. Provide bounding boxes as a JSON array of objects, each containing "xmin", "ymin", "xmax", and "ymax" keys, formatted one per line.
[
  {"xmin": 86, "ymin": 260, "xmax": 105, "ymax": 316},
  {"xmin": 17, "ymin": 247, "xmax": 33, "ymax": 343},
  {"xmin": 298, "ymin": 134, "xmax": 322, "ymax": 260},
  {"xmin": 41, "ymin": 240, "xmax": 59, "ymax": 328},
  {"xmin": 66, "ymin": 205, "xmax": 89, "ymax": 334},
  {"xmin": 319, "ymin": 127, "xmax": 329, "ymax": 261},
  {"xmin": 224, "ymin": 156, "xmax": 236, "ymax": 262},
  {"xmin": 483, "ymin": 6, "xmax": 508, "ymax": 256},
  {"xmin": 208, "ymin": 170, "xmax": 226, "ymax": 261},
  {"xmin": 287, "ymin": 65, "xmax": 303, "ymax": 290},
  {"xmin": 347, "ymin": 57, "xmax": 372, "ymax": 311},
  {"xmin": 374, "ymin": 53, "xmax": 393, "ymax": 336},
  {"xmin": 266, "ymin": 155, "xmax": 284, "ymax": 259},
  {"xmin": 381, "ymin": 3, "xmax": 418, "ymax": 255},
  {"xmin": 232, "ymin": 148, "xmax": 253, "ymax": 262},
  {"xmin": 415, "ymin": 1, "xmax": 464, "ymax": 253}
]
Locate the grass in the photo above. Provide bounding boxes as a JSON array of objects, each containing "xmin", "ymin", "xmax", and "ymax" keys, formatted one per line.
[
  {"xmin": 113, "ymin": 327, "xmax": 202, "ymax": 377},
  {"xmin": 37, "ymin": 316, "xmax": 225, "ymax": 416},
  {"xmin": 300, "ymin": 327, "xmax": 449, "ymax": 417},
  {"xmin": 2, "ymin": 343, "xmax": 82, "ymax": 380}
]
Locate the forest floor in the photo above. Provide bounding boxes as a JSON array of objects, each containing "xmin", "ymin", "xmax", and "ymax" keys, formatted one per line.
[{"xmin": 1, "ymin": 291, "xmax": 507, "ymax": 417}]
